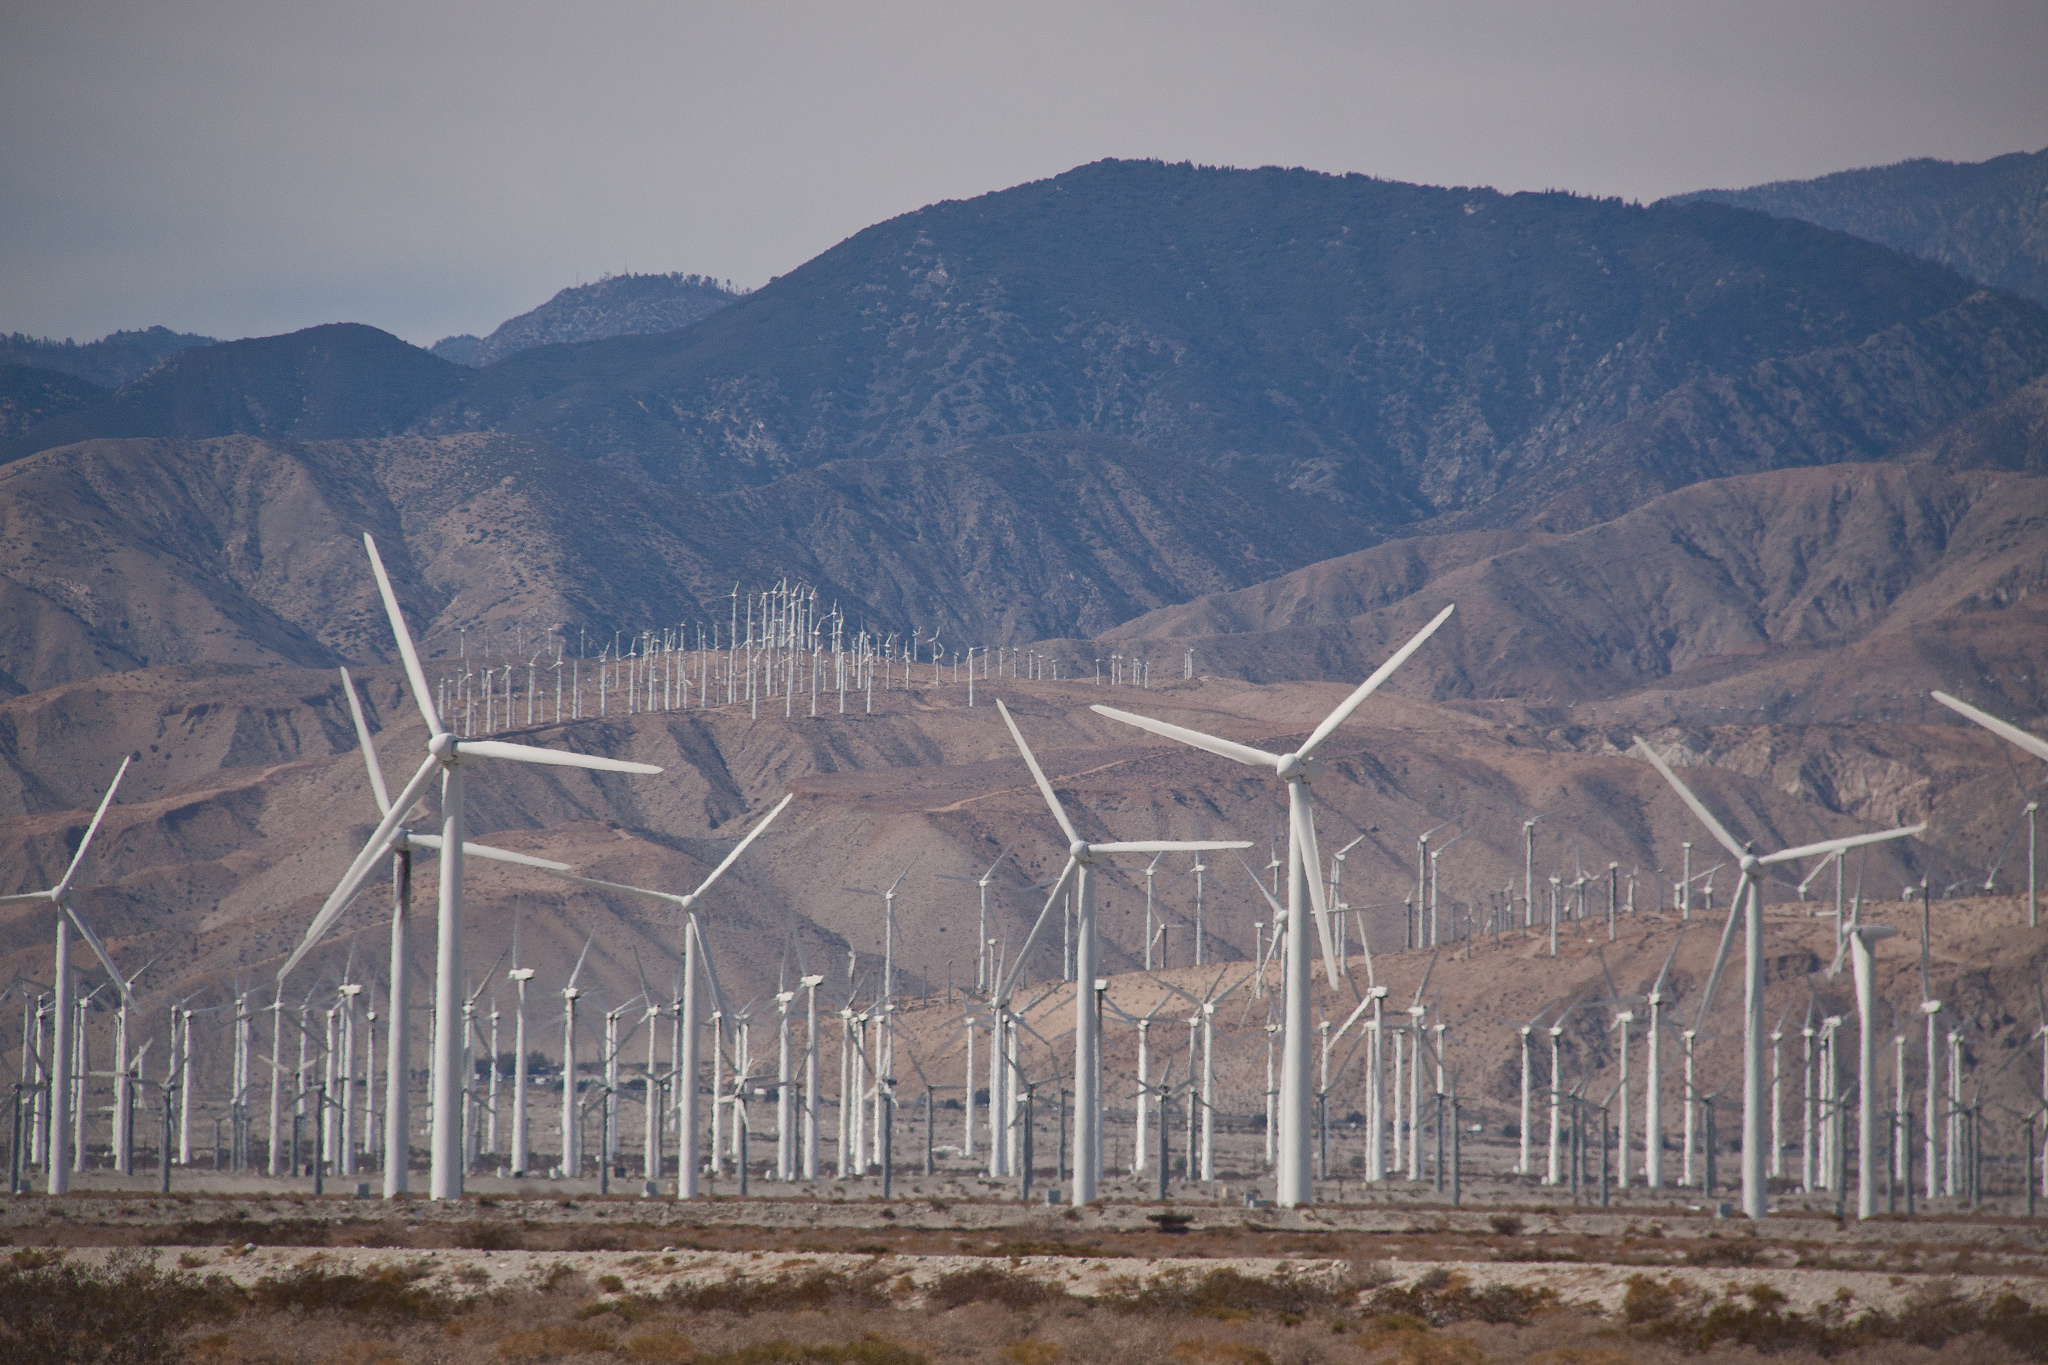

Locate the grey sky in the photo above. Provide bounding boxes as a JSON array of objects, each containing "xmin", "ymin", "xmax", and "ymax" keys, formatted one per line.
[{"xmin": 4, "ymin": 1, "xmax": 2044, "ymax": 347}]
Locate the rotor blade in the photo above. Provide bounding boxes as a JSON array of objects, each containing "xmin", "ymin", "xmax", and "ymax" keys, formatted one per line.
[
  {"xmin": 339, "ymin": 667, "xmax": 392, "ymax": 816},
  {"xmin": 886, "ymin": 858, "xmax": 919, "ymax": 896},
  {"xmin": 1292, "ymin": 799, "xmax": 1340, "ymax": 987},
  {"xmin": 690, "ymin": 914, "xmax": 729, "ymax": 1018},
  {"xmin": 279, "ymin": 752, "xmax": 442, "ymax": 983},
  {"xmin": 455, "ymin": 740, "xmax": 662, "ymax": 775},
  {"xmin": 1411, "ymin": 949, "xmax": 1438, "ymax": 1008},
  {"xmin": 1760, "ymin": 823, "xmax": 1927, "ymax": 866},
  {"xmin": 61, "ymin": 899, "xmax": 135, "ymax": 1011},
  {"xmin": 567, "ymin": 934, "xmax": 595, "ymax": 991},
  {"xmin": 692, "ymin": 792, "xmax": 796, "ymax": 901},
  {"xmin": 0, "ymin": 892, "xmax": 55, "ymax": 906},
  {"xmin": 1692, "ymin": 869, "xmax": 1751, "ymax": 1031},
  {"xmin": 1088, "ymin": 704, "xmax": 1282, "ymax": 771},
  {"xmin": 1651, "ymin": 927, "xmax": 1686, "ymax": 997},
  {"xmin": 996, "ymin": 699, "xmax": 1079, "ymax": 846},
  {"xmin": 1235, "ymin": 853, "xmax": 1284, "ymax": 919},
  {"xmin": 1933, "ymin": 691, "xmax": 2048, "ymax": 764},
  {"xmin": 57, "ymin": 755, "xmax": 131, "ymax": 895},
  {"xmin": 361, "ymin": 532, "xmax": 443, "ymax": 739},
  {"xmin": 546, "ymin": 869, "xmax": 684, "ymax": 906},
  {"xmin": 1090, "ymin": 840, "xmax": 1252, "ymax": 854},
  {"xmin": 404, "ymin": 834, "xmax": 569, "ymax": 872},
  {"xmin": 1299, "ymin": 603, "xmax": 1456, "ymax": 758},
  {"xmin": 1632, "ymin": 737, "xmax": 1748, "ymax": 861},
  {"xmin": 994, "ymin": 856, "xmax": 1078, "ymax": 1008}
]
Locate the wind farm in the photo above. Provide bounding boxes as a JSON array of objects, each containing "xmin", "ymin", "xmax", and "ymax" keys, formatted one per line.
[{"xmin": 8, "ymin": 19, "xmax": 2048, "ymax": 1355}]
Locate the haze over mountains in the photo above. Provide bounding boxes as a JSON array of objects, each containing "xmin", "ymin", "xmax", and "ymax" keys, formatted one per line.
[
  {"xmin": 1669, "ymin": 146, "xmax": 2048, "ymax": 308},
  {"xmin": 4, "ymin": 154, "xmax": 2047, "ymax": 1060},
  {"xmin": 429, "ymin": 271, "xmax": 740, "ymax": 367}
]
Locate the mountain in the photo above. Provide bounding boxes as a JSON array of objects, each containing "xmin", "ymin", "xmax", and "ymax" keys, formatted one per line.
[
  {"xmin": 0, "ymin": 325, "xmax": 216, "ymax": 387},
  {"xmin": 418, "ymin": 160, "xmax": 2048, "ymax": 534},
  {"xmin": 430, "ymin": 272, "xmax": 739, "ymax": 367},
  {"xmin": 0, "ymin": 323, "xmax": 467, "ymax": 461},
  {"xmin": 0, "ymin": 365, "xmax": 104, "ymax": 439},
  {"xmin": 1665, "ymin": 147, "xmax": 2048, "ymax": 308}
]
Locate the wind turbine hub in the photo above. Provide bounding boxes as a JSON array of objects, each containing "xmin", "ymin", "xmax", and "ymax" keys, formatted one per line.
[
  {"xmin": 429, "ymin": 732, "xmax": 457, "ymax": 758},
  {"xmin": 1740, "ymin": 854, "xmax": 1760, "ymax": 873},
  {"xmin": 1276, "ymin": 753, "xmax": 1304, "ymax": 780},
  {"xmin": 678, "ymin": 894, "xmax": 697, "ymax": 910},
  {"xmin": 1071, "ymin": 839, "xmax": 1090, "ymax": 861}
]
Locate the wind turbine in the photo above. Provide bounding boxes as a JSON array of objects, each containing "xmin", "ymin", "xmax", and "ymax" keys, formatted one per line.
[
  {"xmin": 285, "ymin": 535, "xmax": 661, "ymax": 1200},
  {"xmin": 1933, "ymin": 691, "xmax": 2048, "ymax": 926},
  {"xmin": 541, "ymin": 791, "xmax": 794, "ymax": 1196},
  {"xmin": 992, "ymin": 699, "xmax": 1247, "ymax": 1206},
  {"xmin": 334, "ymin": 666, "xmax": 568, "ymax": 1195},
  {"xmin": 1632, "ymin": 737, "xmax": 1924, "ymax": 1219},
  {"xmin": 1093, "ymin": 605, "xmax": 1454, "ymax": 1204},
  {"xmin": 936, "ymin": 847, "xmax": 1010, "ymax": 992},
  {"xmin": 559, "ymin": 935, "xmax": 594, "ymax": 1179},
  {"xmin": 1643, "ymin": 930, "xmax": 1685, "ymax": 1189},
  {"xmin": 0, "ymin": 757, "xmax": 138, "ymax": 1195}
]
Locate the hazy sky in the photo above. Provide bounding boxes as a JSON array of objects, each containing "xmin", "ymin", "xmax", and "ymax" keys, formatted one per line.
[{"xmin": 5, "ymin": 1, "xmax": 2045, "ymax": 347}]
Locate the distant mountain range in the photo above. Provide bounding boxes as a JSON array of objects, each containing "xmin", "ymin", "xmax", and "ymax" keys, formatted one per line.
[
  {"xmin": 430, "ymin": 272, "xmax": 740, "ymax": 366},
  {"xmin": 1666, "ymin": 146, "xmax": 2048, "ymax": 308},
  {"xmin": 0, "ymin": 325, "xmax": 215, "ymax": 387}
]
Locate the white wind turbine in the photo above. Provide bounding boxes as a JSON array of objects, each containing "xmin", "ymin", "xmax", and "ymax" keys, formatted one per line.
[
  {"xmin": 1092, "ymin": 603, "xmax": 1455, "ymax": 1204},
  {"xmin": 991, "ymin": 699, "xmax": 1248, "ymax": 1206},
  {"xmin": 1632, "ymin": 736, "xmax": 1924, "ymax": 1219},
  {"xmin": 936, "ymin": 847, "xmax": 1010, "ymax": 992},
  {"xmin": 285, "ymin": 534, "xmax": 661, "ymax": 1200},
  {"xmin": 0, "ymin": 757, "xmax": 138, "ymax": 1195},
  {"xmin": 558, "ymin": 935, "xmax": 595, "ymax": 1179},
  {"xmin": 335, "ymin": 666, "xmax": 569, "ymax": 1195},
  {"xmin": 1933, "ymin": 691, "xmax": 2048, "ymax": 926},
  {"xmin": 541, "ymin": 792, "xmax": 794, "ymax": 1196}
]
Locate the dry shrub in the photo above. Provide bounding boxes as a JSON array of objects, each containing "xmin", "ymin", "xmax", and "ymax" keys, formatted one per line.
[
  {"xmin": 1363, "ymin": 1271, "xmax": 1547, "ymax": 1327},
  {"xmin": 1622, "ymin": 1272, "xmax": 2048, "ymax": 1359},
  {"xmin": 1007, "ymin": 1341, "xmax": 1067, "ymax": 1365},
  {"xmin": 627, "ymin": 1330, "xmax": 698, "ymax": 1364},
  {"xmin": 1104, "ymin": 1268, "xmax": 1340, "ymax": 1318},
  {"xmin": 662, "ymin": 1269, "xmax": 892, "ymax": 1316},
  {"xmin": 1390, "ymin": 1336, "xmax": 1486, "ymax": 1365},
  {"xmin": 0, "ymin": 1248, "xmax": 241, "ymax": 1364},
  {"xmin": 928, "ymin": 1266, "xmax": 1069, "ymax": 1310},
  {"xmin": 1171, "ymin": 1337, "xmax": 1272, "ymax": 1365},
  {"xmin": 498, "ymin": 1323, "xmax": 619, "ymax": 1359},
  {"xmin": 1526, "ymin": 1349, "xmax": 1636, "ymax": 1365},
  {"xmin": 458, "ymin": 1220, "xmax": 526, "ymax": 1250},
  {"xmin": 251, "ymin": 1264, "xmax": 448, "ymax": 1324},
  {"xmin": 694, "ymin": 1334, "xmax": 928, "ymax": 1365}
]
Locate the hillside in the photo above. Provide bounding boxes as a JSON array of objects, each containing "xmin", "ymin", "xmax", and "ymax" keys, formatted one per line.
[
  {"xmin": 1668, "ymin": 147, "xmax": 2048, "ymax": 309},
  {"xmin": 0, "ymin": 365, "xmax": 104, "ymax": 438},
  {"xmin": 419, "ymin": 160, "xmax": 2048, "ymax": 530},
  {"xmin": 431, "ymin": 272, "xmax": 739, "ymax": 367},
  {"xmin": 0, "ymin": 324, "xmax": 468, "ymax": 461},
  {"xmin": 0, "ymin": 325, "xmax": 216, "ymax": 387}
]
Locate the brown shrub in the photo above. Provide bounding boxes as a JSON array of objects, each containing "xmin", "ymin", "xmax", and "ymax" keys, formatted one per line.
[{"xmin": 928, "ymin": 1266, "xmax": 1069, "ymax": 1310}]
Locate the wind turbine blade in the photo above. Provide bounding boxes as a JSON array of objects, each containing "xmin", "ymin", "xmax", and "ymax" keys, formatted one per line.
[
  {"xmin": 1089, "ymin": 704, "xmax": 1282, "ymax": 770},
  {"xmin": 1760, "ymin": 823, "xmax": 1927, "ymax": 866},
  {"xmin": 994, "ymin": 856, "xmax": 1078, "ymax": 1007},
  {"xmin": 1299, "ymin": 603, "xmax": 1456, "ymax": 757},
  {"xmin": 57, "ymin": 755, "xmax": 131, "ymax": 895},
  {"xmin": 689, "ymin": 915, "xmax": 730, "ymax": 1017},
  {"xmin": 401, "ymin": 835, "xmax": 569, "ymax": 872},
  {"xmin": 361, "ymin": 532, "xmax": 444, "ymax": 739},
  {"xmin": 1235, "ymin": 853, "xmax": 1284, "ymax": 918},
  {"xmin": 692, "ymin": 792, "xmax": 796, "ymax": 900},
  {"xmin": 61, "ymin": 899, "xmax": 135, "ymax": 1010},
  {"xmin": 339, "ymin": 667, "xmax": 392, "ymax": 816},
  {"xmin": 545, "ymin": 869, "xmax": 685, "ymax": 906},
  {"xmin": 1411, "ymin": 949, "xmax": 1439, "ymax": 1008},
  {"xmin": 568, "ymin": 934, "xmax": 595, "ymax": 991},
  {"xmin": 1291, "ymin": 800, "xmax": 1340, "ymax": 987},
  {"xmin": 1651, "ymin": 927, "xmax": 1686, "ymax": 997},
  {"xmin": 455, "ymin": 740, "xmax": 662, "ymax": 775},
  {"xmin": 1933, "ymin": 691, "xmax": 2048, "ymax": 764},
  {"xmin": 996, "ymin": 699, "xmax": 1080, "ymax": 846},
  {"xmin": 1089, "ymin": 840, "xmax": 1252, "ymax": 854},
  {"xmin": 1632, "ymin": 737, "xmax": 1748, "ymax": 861},
  {"xmin": 0, "ymin": 892, "xmax": 55, "ymax": 906},
  {"xmin": 886, "ymin": 858, "xmax": 919, "ymax": 896},
  {"xmin": 1691, "ymin": 869, "xmax": 1751, "ymax": 1031},
  {"xmin": 279, "ymin": 752, "xmax": 441, "ymax": 983}
]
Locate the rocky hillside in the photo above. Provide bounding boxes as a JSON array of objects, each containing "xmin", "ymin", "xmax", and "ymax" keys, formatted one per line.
[
  {"xmin": 0, "ymin": 325, "xmax": 216, "ymax": 387},
  {"xmin": 1669, "ymin": 147, "xmax": 2048, "ymax": 308},
  {"xmin": 430, "ymin": 272, "xmax": 739, "ymax": 367}
]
